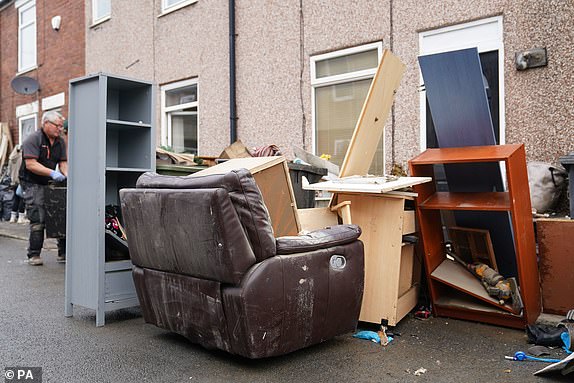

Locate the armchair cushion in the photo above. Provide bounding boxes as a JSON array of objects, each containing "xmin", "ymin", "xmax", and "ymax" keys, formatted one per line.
[
  {"xmin": 276, "ymin": 224, "xmax": 362, "ymax": 254},
  {"xmin": 120, "ymin": 187, "xmax": 255, "ymax": 284},
  {"xmin": 136, "ymin": 169, "xmax": 276, "ymax": 261}
]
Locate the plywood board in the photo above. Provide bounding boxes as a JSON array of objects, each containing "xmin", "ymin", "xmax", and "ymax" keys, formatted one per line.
[
  {"xmin": 398, "ymin": 244, "xmax": 415, "ymax": 296},
  {"xmin": 192, "ymin": 156, "xmax": 285, "ymax": 176},
  {"xmin": 303, "ymin": 176, "xmax": 431, "ymax": 194},
  {"xmin": 402, "ymin": 210, "xmax": 416, "ymax": 234},
  {"xmin": 394, "ymin": 286, "xmax": 419, "ymax": 326},
  {"xmin": 431, "ymin": 259, "xmax": 516, "ymax": 313},
  {"xmin": 339, "ymin": 50, "xmax": 406, "ymax": 177},
  {"xmin": 297, "ymin": 207, "xmax": 338, "ymax": 232},
  {"xmin": 252, "ymin": 162, "xmax": 300, "ymax": 236}
]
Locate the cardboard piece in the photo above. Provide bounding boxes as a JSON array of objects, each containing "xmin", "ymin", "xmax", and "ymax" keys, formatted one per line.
[{"xmin": 219, "ymin": 139, "xmax": 252, "ymax": 159}]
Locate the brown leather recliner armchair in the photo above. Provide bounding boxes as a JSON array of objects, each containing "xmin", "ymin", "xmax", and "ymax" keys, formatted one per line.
[{"xmin": 119, "ymin": 169, "xmax": 364, "ymax": 359}]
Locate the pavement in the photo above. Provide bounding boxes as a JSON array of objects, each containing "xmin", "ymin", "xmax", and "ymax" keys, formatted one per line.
[{"xmin": 0, "ymin": 220, "xmax": 571, "ymax": 383}]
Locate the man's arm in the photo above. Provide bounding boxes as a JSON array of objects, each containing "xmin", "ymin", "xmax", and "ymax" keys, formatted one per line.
[
  {"xmin": 58, "ymin": 160, "xmax": 68, "ymax": 177},
  {"xmin": 25, "ymin": 158, "xmax": 55, "ymax": 177}
]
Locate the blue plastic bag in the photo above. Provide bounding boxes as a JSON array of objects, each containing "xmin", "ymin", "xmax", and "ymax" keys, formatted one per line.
[
  {"xmin": 561, "ymin": 331, "xmax": 572, "ymax": 354},
  {"xmin": 353, "ymin": 330, "xmax": 380, "ymax": 343}
]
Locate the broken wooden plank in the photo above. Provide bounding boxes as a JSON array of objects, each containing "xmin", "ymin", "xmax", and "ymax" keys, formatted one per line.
[
  {"xmin": 339, "ymin": 49, "xmax": 405, "ymax": 177},
  {"xmin": 292, "ymin": 146, "xmax": 339, "ymax": 175}
]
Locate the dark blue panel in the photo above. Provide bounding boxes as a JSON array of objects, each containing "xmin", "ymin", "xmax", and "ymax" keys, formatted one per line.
[
  {"xmin": 419, "ymin": 48, "xmax": 517, "ymax": 278},
  {"xmin": 418, "ymin": 48, "xmax": 496, "ymax": 147}
]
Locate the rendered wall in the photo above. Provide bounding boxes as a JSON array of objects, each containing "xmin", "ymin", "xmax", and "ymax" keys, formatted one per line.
[
  {"xmin": 392, "ymin": 0, "xmax": 573, "ymax": 169},
  {"xmin": 85, "ymin": 0, "xmax": 573, "ymax": 169}
]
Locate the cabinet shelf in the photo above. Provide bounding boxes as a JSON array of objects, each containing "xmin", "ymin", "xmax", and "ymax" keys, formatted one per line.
[
  {"xmin": 107, "ymin": 119, "xmax": 151, "ymax": 129},
  {"xmin": 105, "ymin": 259, "xmax": 133, "ymax": 272},
  {"xmin": 106, "ymin": 167, "xmax": 151, "ymax": 173},
  {"xmin": 409, "ymin": 144, "xmax": 522, "ymax": 164},
  {"xmin": 419, "ymin": 192, "xmax": 510, "ymax": 211}
]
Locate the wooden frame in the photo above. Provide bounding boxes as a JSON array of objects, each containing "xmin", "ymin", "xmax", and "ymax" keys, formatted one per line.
[{"xmin": 448, "ymin": 226, "xmax": 497, "ymax": 270}]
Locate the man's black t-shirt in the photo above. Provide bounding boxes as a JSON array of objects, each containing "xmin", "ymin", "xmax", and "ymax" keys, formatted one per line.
[{"xmin": 20, "ymin": 129, "xmax": 67, "ymax": 185}]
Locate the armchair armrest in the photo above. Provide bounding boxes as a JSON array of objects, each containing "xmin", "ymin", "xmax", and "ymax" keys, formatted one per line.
[{"xmin": 276, "ymin": 224, "xmax": 361, "ymax": 255}]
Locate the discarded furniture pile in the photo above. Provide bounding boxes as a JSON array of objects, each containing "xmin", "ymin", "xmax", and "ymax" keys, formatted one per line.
[{"xmin": 61, "ymin": 47, "xmax": 572, "ymax": 374}]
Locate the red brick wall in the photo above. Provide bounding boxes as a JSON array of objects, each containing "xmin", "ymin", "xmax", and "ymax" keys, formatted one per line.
[{"xmin": 0, "ymin": 0, "xmax": 84, "ymax": 145}]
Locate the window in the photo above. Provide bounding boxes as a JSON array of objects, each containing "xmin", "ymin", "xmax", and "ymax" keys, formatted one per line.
[
  {"xmin": 19, "ymin": 114, "xmax": 37, "ymax": 143},
  {"xmin": 311, "ymin": 42, "xmax": 383, "ymax": 174},
  {"xmin": 17, "ymin": 0, "xmax": 36, "ymax": 73},
  {"xmin": 161, "ymin": 0, "xmax": 197, "ymax": 14},
  {"xmin": 161, "ymin": 79, "xmax": 198, "ymax": 154},
  {"xmin": 92, "ymin": 0, "xmax": 111, "ymax": 24}
]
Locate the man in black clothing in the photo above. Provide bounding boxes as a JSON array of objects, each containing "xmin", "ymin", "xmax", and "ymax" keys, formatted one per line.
[{"xmin": 20, "ymin": 111, "xmax": 68, "ymax": 266}]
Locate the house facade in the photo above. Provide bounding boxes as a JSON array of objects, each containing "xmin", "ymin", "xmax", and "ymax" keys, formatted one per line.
[
  {"xmin": 83, "ymin": 1, "xmax": 571, "ymax": 172},
  {"xmin": 0, "ymin": 0, "xmax": 85, "ymax": 146}
]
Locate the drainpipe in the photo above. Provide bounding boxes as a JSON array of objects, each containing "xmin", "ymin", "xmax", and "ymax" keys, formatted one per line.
[{"xmin": 229, "ymin": 0, "xmax": 237, "ymax": 144}]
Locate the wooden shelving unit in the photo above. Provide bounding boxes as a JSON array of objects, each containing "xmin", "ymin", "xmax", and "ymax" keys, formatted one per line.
[{"xmin": 409, "ymin": 144, "xmax": 541, "ymax": 329}]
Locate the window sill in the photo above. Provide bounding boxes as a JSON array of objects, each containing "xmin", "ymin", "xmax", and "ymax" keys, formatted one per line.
[
  {"xmin": 158, "ymin": 0, "xmax": 198, "ymax": 18},
  {"xmin": 16, "ymin": 65, "xmax": 38, "ymax": 76},
  {"xmin": 90, "ymin": 15, "xmax": 111, "ymax": 29}
]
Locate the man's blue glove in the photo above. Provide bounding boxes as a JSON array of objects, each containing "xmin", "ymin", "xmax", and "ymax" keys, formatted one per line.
[{"xmin": 50, "ymin": 170, "xmax": 66, "ymax": 182}]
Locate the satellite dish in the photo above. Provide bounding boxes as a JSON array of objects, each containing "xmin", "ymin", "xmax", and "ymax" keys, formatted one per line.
[{"xmin": 11, "ymin": 76, "xmax": 40, "ymax": 95}]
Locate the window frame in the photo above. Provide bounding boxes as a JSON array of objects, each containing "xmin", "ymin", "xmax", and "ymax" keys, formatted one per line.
[
  {"xmin": 18, "ymin": 113, "xmax": 37, "ymax": 144},
  {"xmin": 160, "ymin": 78, "xmax": 199, "ymax": 153},
  {"xmin": 160, "ymin": 0, "xmax": 198, "ymax": 16},
  {"xmin": 310, "ymin": 41, "xmax": 383, "ymax": 156},
  {"xmin": 92, "ymin": 0, "xmax": 111, "ymax": 25},
  {"xmin": 17, "ymin": 0, "xmax": 37, "ymax": 73}
]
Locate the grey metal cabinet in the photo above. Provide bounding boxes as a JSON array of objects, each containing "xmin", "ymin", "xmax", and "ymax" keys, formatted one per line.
[{"xmin": 65, "ymin": 73, "xmax": 154, "ymax": 326}]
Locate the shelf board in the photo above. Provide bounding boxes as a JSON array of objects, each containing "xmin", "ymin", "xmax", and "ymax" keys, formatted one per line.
[
  {"xmin": 104, "ymin": 259, "xmax": 133, "ymax": 272},
  {"xmin": 430, "ymin": 259, "xmax": 517, "ymax": 314},
  {"xmin": 107, "ymin": 119, "xmax": 151, "ymax": 129},
  {"xmin": 410, "ymin": 144, "xmax": 521, "ymax": 164},
  {"xmin": 419, "ymin": 192, "xmax": 510, "ymax": 211},
  {"xmin": 106, "ymin": 167, "xmax": 151, "ymax": 173},
  {"xmin": 434, "ymin": 293, "xmax": 521, "ymax": 317}
]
